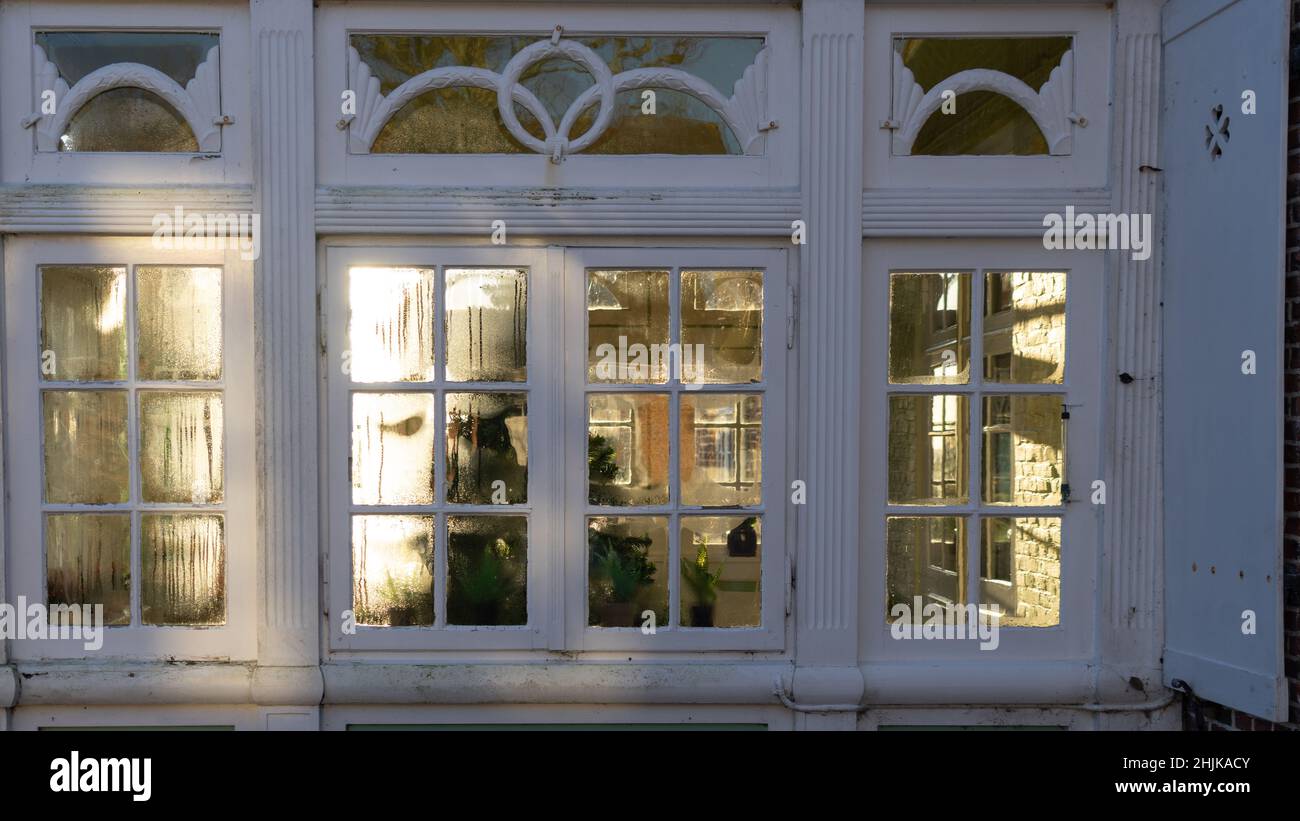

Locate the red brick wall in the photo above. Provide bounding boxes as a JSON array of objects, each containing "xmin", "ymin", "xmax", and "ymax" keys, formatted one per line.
[{"xmin": 1183, "ymin": 0, "xmax": 1300, "ymax": 731}]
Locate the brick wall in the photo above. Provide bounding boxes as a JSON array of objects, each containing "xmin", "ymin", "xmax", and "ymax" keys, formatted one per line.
[{"xmin": 1183, "ymin": 0, "xmax": 1300, "ymax": 730}]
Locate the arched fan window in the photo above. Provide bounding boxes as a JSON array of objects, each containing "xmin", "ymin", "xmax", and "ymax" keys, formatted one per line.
[
  {"xmin": 890, "ymin": 37, "xmax": 1075, "ymax": 157},
  {"xmin": 30, "ymin": 31, "xmax": 224, "ymax": 153}
]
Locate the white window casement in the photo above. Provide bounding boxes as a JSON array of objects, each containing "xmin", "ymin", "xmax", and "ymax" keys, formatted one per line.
[
  {"xmin": 325, "ymin": 244, "xmax": 788, "ymax": 654},
  {"xmin": 0, "ymin": 0, "xmax": 251, "ymax": 184},
  {"xmin": 862, "ymin": 240, "xmax": 1102, "ymax": 664},
  {"xmin": 2, "ymin": 236, "xmax": 256, "ymax": 661}
]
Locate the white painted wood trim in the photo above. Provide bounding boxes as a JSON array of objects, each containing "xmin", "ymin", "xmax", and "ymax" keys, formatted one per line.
[
  {"xmin": 1099, "ymin": 0, "xmax": 1164, "ymax": 688},
  {"xmin": 315, "ymin": 187, "xmax": 802, "ymax": 235},
  {"xmin": 252, "ymin": 0, "xmax": 320, "ymax": 672},
  {"xmin": 793, "ymin": 2, "xmax": 866, "ymax": 719},
  {"xmin": 0, "ymin": 185, "xmax": 254, "ymax": 233},
  {"xmin": 863, "ymin": 188, "xmax": 1111, "ymax": 236}
]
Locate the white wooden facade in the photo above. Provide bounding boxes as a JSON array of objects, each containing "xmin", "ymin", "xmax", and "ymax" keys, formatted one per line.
[{"xmin": 0, "ymin": 0, "xmax": 1286, "ymax": 730}]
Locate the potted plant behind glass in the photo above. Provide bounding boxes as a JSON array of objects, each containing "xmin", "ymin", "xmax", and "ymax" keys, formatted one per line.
[
  {"xmin": 681, "ymin": 543, "xmax": 725, "ymax": 627},
  {"xmin": 588, "ymin": 526, "xmax": 657, "ymax": 626}
]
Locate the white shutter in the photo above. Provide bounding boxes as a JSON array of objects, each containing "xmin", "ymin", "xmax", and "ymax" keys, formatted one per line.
[{"xmin": 1161, "ymin": 0, "xmax": 1290, "ymax": 721}]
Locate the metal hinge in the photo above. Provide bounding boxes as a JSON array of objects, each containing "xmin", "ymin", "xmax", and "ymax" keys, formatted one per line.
[
  {"xmin": 785, "ymin": 556, "xmax": 796, "ymax": 616},
  {"xmin": 318, "ymin": 292, "xmax": 327, "ymax": 356}
]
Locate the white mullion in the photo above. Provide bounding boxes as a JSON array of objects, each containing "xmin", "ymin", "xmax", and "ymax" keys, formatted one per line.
[
  {"xmin": 668, "ymin": 265, "xmax": 683, "ymax": 627},
  {"xmin": 966, "ymin": 268, "xmax": 985, "ymax": 610},
  {"xmin": 434, "ymin": 264, "xmax": 449, "ymax": 625},
  {"xmin": 124, "ymin": 263, "xmax": 143, "ymax": 626}
]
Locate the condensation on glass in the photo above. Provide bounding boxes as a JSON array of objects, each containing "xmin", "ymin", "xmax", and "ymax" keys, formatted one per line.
[
  {"xmin": 588, "ymin": 516, "xmax": 668, "ymax": 628},
  {"xmin": 352, "ymin": 34, "xmax": 765, "ymax": 155},
  {"xmin": 39, "ymin": 263, "xmax": 227, "ymax": 627},
  {"xmin": 444, "ymin": 268, "xmax": 527, "ymax": 383},
  {"xmin": 141, "ymin": 514, "xmax": 226, "ymax": 625},
  {"xmin": 35, "ymin": 31, "xmax": 220, "ymax": 152},
  {"xmin": 895, "ymin": 37, "xmax": 1072, "ymax": 156},
  {"xmin": 345, "ymin": 264, "xmax": 531, "ymax": 629},
  {"xmin": 585, "ymin": 262, "xmax": 767, "ymax": 631},
  {"xmin": 446, "ymin": 515, "xmax": 528, "ymax": 626},
  {"xmin": 348, "ymin": 267, "xmax": 438, "ymax": 383},
  {"xmin": 45, "ymin": 513, "xmax": 131, "ymax": 626},
  {"xmin": 446, "ymin": 392, "xmax": 528, "ymax": 504},
  {"xmin": 587, "ymin": 269, "xmax": 670, "ymax": 384},
  {"xmin": 352, "ymin": 515, "xmax": 436, "ymax": 627},
  {"xmin": 681, "ymin": 270, "xmax": 763, "ymax": 385}
]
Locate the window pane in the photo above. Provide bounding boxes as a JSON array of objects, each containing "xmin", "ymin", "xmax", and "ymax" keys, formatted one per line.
[
  {"xmin": 347, "ymin": 266, "xmax": 437, "ymax": 383},
  {"xmin": 45, "ymin": 513, "xmax": 131, "ymax": 626},
  {"xmin": 139, "ymin": 392, "xmax": 224, "ymax": 504},
  {"xmin": 352, "ymin": 515, "xmax": 436, "ymax": 627},
  {"xmin": 888, "ymin": 395, "xmax": 968, "ymax": 504},
  {"xmin": 587, "ymin": 516, "xmax": 668, "ymax": 627},
  {"xmin": 983, "ymin": 272, "xmax": 1066, "ymax": 384},
  {"xmin": 446, "ymin": 515, "xmax": 527, "ymax": 625},
  {"xmin": 680, "ymin": 516, "xmax": 761, "ymax": 628},
  {"xmin": 136, "ymin": 266, "xmax": 223, "ymax": 381},
  {"xmin": 680, "ymin": 393, "xmax": 761, "ymax": 507},
  {"xmin": 43, "ymin": 390, "xmax": 129, "ymax": 504},
  {"xmin": 886, "ymin": 516, "xmax": 966, "ymax": 618},
  {"xmin": 889, "ymin": 272, "xmax": 970, "ymax": 384},
  {"xmin": 351, "ymin": 392, "xmax": 436, "ymax": 506},
  {"xmin": 40, "ymin": 265, "xmax": 127, "ymax": 382},
  {"xmin": 680, "ymin": 270, "xmax": 763, "ymax": 385},
  {"xmin": 444, "ymin": 268, "xmax": 527, "ymax": 383},
  {"xmin": 587, "ymin": 269, "xmax": 670, "ymax": 384},
  {"xmin": 141, "ymin": 513, "xmax": 225, "ymax": 626},
  {"xmin": 61, "ymin": 88, "xmax": 200, "ymax": 152},
  {"xmin": 588, "ymin": 393, "xmax": 669, "ymax": 506},
  {"xmin": 354, "ymin": 34, "xmax": 764, "ymax": 155},
  {"xmin": 981, "ymin": 395, "xmax": 1064, "ymax": 505},
  {"xmin": 446, "ymin": 392, "xmax": 528, "ymax": 504},
  {"xmin": 896, "ymin": 37, "xmax": 1072, "ymax": 156},
  {"xmin": 981, "ymin": 517, "xmax": 1061, "ymax": 627}
]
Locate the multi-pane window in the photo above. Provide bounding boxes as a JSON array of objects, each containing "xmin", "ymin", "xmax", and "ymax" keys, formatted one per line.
[
  {"xmin": 344, "ymin": 264, "xmax": 530, "ymax": 629},
  {"xmin": 885, "ymin": 270, "xmax": 1066, "ymax": 628},
  {"xmin": 585, "ymin": 267, "xmax": 765, "ymax": 631},
  {"xmin": 40, "ymin": 264, "xmax": 226, "ymax": 626}
]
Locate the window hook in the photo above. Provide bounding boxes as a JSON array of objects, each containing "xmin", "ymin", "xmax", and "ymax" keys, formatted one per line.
[{"xmin": 552, "ymin": 25, "xmax": 563, "ymax": 45}]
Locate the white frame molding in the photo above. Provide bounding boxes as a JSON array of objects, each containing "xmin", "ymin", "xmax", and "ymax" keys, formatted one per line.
[
  {"xmin": 864, "ymin": 3, "xmax": 1112, "ymax": 189},
  {"xmin": 325, "ymin": 244, "xmax": 557, "ymax": 653},
  {"xmin": 861, "ymin": 238, "xmax": 1103, "ymax": 665},
  {"xmin": 0, "ymin": 0, "xmax": 251, "ymax": 184},
  {"xmin": 2, "ymin": 235, "xmax": 256, "ymax": 662},
  {"xmin": 562, "ymin": 246, "xmax": 789, "ymax": 653},
  {"xmin": 29, "ymin": 42, "xmax": 225, "ymax": 153},
  {"xmin": 314, "ymin": 2, "xmax": 800, "ymax": 189}
]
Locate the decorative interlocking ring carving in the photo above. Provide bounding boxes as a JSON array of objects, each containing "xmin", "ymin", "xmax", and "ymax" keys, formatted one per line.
[{"xmin": 347, "ymin": 35, "xmax": 771, "ymax": 161}]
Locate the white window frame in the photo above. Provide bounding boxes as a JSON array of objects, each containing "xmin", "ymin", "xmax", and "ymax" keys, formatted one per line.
[
  {"xmin": 3, "ymin": 235, "xmax": 256, "ymax": 661},
  {"xmin": 862, "ymin": 239, "xmax": 1102, "ymax": 663},
  {"xmin": 325, "ymin": 244, "xmax": 560, "ymax": 652},
  {"xmin": 324, "ymin": 244, "xmax": 790, "ymax": 654},
  {"xmin": 863, "ymin": 3, "xmax": 1112, "ymax": 189},
  {"xmin": 0, "ymin": 0, "xmax": 251, "ymax": 184},
  {"xmin": 313, "ymin": 2, "xmax": 800, "ymax": 189},
  {"xmin": 562, "ymin": 247, "xmax": 788, "ymax": 653}
]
